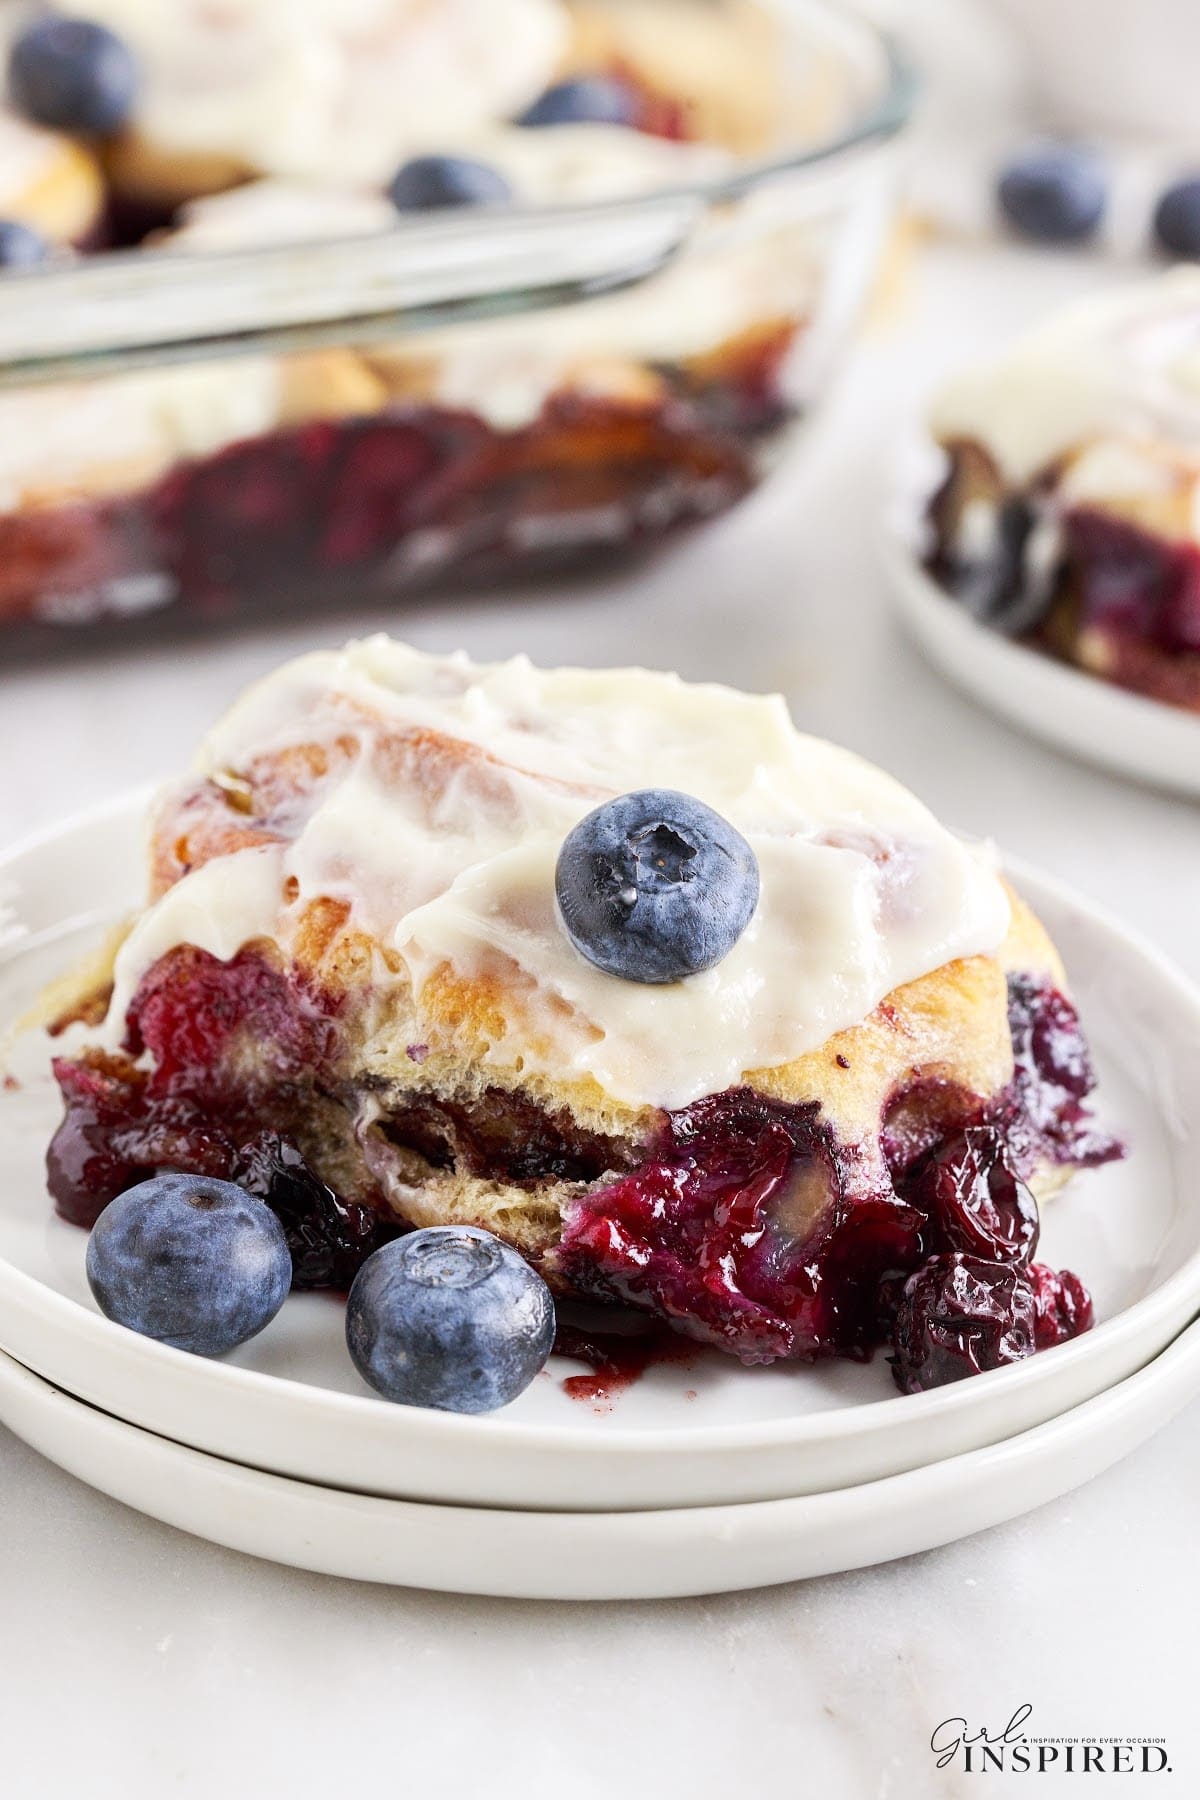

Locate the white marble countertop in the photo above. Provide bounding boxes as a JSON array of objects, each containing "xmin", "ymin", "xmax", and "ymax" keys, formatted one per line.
[{"xmin": 1, "ymin": 239, "xmax": 1197, "ymax": 1798}]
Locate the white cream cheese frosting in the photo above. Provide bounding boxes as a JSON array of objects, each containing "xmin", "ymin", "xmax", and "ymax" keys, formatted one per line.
[
  {"xmin": 931, "ymin": 267, "xmax": 1200, "ymax": 486},
  {"xmin": 0, "ymin": 359, "xmax": 282, "ymax": 511},
  {"xmin": 166, "ymin": 119, "xmax": 730, "ymax": 239},
  {"xmin": 166, "ymin": 180, "xmax": 401, "ymax": 250},
  {"xmin": 166, "ymin": 158, "xmax": 805, "ymax": 435},
  {"xmin": 102, "ymin": 638, "xmax": 1011, "ymax": 1111},
  {"xmin": 71, "ymin": 0, "xmax": 571, "ymax": 185}
]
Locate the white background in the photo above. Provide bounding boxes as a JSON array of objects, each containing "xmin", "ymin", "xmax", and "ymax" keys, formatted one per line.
[{"xmin": 2, "ymin": 229, "xmax": 1198, "ymax": 1795}]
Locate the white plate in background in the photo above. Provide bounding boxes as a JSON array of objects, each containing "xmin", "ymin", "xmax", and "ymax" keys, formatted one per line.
[
  {"xmin": 884, "ymin": 530, "xmax": 1200, "ymax": 800},
  {"xmin": 0, "ymin": 794, "xmax": 1196, "ymax": 1510}
]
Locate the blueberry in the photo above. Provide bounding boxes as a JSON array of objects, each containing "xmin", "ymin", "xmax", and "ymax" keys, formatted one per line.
[
  {"xmin": 905, "ymin": 1127, "xmax": 1040, "ymax": 1265},
  {"xmin": 517, "ymin": 75, "xmax": 636, "ymax": 129},
  {"xmin": 996, "ymin": 145, "xmax": 1105, "ymax": 243},
  {"xmin": 387, "ymin": 155, "xmax": 512, "ymax": 213},
  {"xmin": 0, "ymin": 219, "xmax": 50, "ymax": 268},
  {"xmin": 891, "ymin": 1253, "xmax": 1037, "ymax": 1393},
  {"xmin": 9, "ymin": 17, "xmax": 139, "ymax": 135},
  {"xmin": 555, "ymin": 789, "xmax": 759, "ymax": 984},
  {"xmin": 1153, "ymin": 177, "xmax": 1200, "ymax": 259},
  {"xmin": 345, "ymin": 1227, "xmax": 555, "ymax": 1412},
  {"xmin": 86, "ymin": 1173, "xmax": 292, "ymax": 1357}
]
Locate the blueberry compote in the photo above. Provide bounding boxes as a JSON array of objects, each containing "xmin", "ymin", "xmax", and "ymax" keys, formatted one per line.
[
  {"xmin": 234, "ymin": 1130, "xmax": 400, "ymax": 1292},
  {"xmin": 890, "ymin": 1254, "xmax": 1039, "ymax": 1394},
  {"xmin": 1053, "ymin": 507, "xmax": 1200, "ymax": 712},
  {"xmin": 553, "ymin": 1317, "xmax": 697, "ymax": 1405},
  {"xmin": 557, "ymin": 1089, "xmax": 924, "ymax": 1363},
  {"xmin": 45, "ymin": 944, "xmax": 397, "ymax": 1289},
  {"xmin": 1, "ymin": 335, "xmax": 796, "ymax": 650},
  {"xmin": 47, "ymin": 962, "xmax": 1117, "ymax": 1386},
  {"xmin": 903, "ymin": 1127, "xmax": 1040, "ymax": 1265},
  {"xmin": 1002, "ymin": 974, "xmax": 1122, "ymax": 1174},
  {"xmin": 556, "ymin": 974, "xmax": 1117, "ymax": 1378},
  {"xmin": 929, "ymin": 459, "xmax": 1200, "ymax": 713},
  {"xmin": 890, "ymin": 1254, "xmax": 1095, "ymax": 1393}
]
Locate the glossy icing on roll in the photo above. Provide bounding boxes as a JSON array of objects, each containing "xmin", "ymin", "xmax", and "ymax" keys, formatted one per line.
[
  {"xmin": 101, "ymin": 639, "xmax": 1011, "ymax": 1110},
  {"xmin": 932, "ymin": 268, "xmax": 1200, "ymax": 485}
]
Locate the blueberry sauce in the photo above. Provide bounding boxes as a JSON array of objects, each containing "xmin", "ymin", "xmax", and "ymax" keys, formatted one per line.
[
  {"xmin": 890, "ymin": 1253, "xmax": 1039, "ymax": 1394},
  {"xmin": 902, "ymin": 1126, "xmax": 1040, "ymax": 1265},
  {"xmin": 47, "ymin": 958, "xmax": 1114, "ymax": 1385},
  {"xmin": 1053, "ymin": 506, "xmax": 1200, "ymax": 710},
  {"xmin": 1002, "ymin": 974, "xmax": 1123, "ymax": 1173},
  {"xmin": 554, "ymin": 977, "xmax": 1115, "ymax": 1368},
  {"xmin": 557, "ymin": 1089, "xmax": 924, "ymax": 1363},
  {"xmin": 928, "ymin": 455, "xmax": 1200, "ymax": 713},
  {"xmin": 234, "ymin": 1129, "xmax": 401, "ymax": 1292},
  {"xmin": 1028, "ymin": 1261, "xmax": 1094, "ymax": 1350},
  {"xmin": 1, "ymin": 342, "xmax": 796, "ymax": 650},
  {"xmin": 553, "ymin": 1318, "xmax": 697, "ymax": 1405}
]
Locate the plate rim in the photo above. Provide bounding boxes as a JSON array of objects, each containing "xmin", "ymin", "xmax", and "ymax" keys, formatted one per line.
[
  {"xmin": 1, "ymin": 790, "xmax": 1197, "ymax": 1460},
  {"xmin": 0, "ymin": 1315, "xmax": 1197, "ymax": 1595}
]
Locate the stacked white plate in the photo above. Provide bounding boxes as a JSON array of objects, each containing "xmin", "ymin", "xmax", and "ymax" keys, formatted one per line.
[{"xmin": 0, "ymin": 796, "xmax": 1198, "ymax": 1599}]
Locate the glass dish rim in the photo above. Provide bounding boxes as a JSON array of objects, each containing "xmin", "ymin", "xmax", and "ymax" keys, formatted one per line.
[{"xmin": 0, "ymin": 0, "xmax": 917, "ymax": 383}]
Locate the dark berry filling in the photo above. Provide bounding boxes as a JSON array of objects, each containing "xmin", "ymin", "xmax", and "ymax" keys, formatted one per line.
[
  {"xmin": 233, "ymin": 1130, "xmax": 401, "ymax": 1292},
  {"xmin": 1002, "ymin": 973, "xmax": 1122, "ymax": 1174},
  {"xmin": 47, "ymin": 1050, "xmax": 218, "ymax": 1228},
  {"xmin": 1028, "ymin": 1260, "xmax": 1094, "ymax": 1350},
  {"xmin": 373, "ymin": 1089, "xmax": 634, "ymax": 1187},
  {"xmin": 1044, "ymin": 506, "xmax": 1200, "ymax": 710},
  {"xmin": 555, "ymin": 975, "xmax": 1114, "ymax": 1366},
  {"xmin": 46, "ymin": 943, "xmax": 631, "ymax": 1281},
  {"xmin": 902, "ymin": 1126, "xmax": 1040, "ymax": 1265},
  {"xmin": 890, "ymin": 1252, "xmax": 1094, "ymax": 1393},
  {"xmin": 927, "ymin": 445, "xmax": 1200, "ymax": 713},
  {"xmin": 553, "ymin": 1317, "xmax": 697, "ymax": 1404},
  {"xmin": 557, "ymin": 1089, "xmax": 924, "ymax": 1363},
  {"xmin": 1061, "ymin": 506, "xmax": 1200, "ymax": 661},
  {"xmin": 890, "ymin": 1253, "xmax": 1039, "ymax": 1394},
  {"xmin": 1, "ymin": 341, "xmax": 797, "ymax": 650},
  {"xmin": 47, "ymin": 954, "xmax": 1112, "ymax": 1381},
  {"xmin": 47, "ymin": 944, "xmax": 350, "ymax": 1270}
]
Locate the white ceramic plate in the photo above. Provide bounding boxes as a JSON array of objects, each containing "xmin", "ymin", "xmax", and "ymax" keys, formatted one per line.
[
  {"xmin": 883, "ymin": 530, "xmax": 1200, "ymax": 800},
  {"xmin": 2, "ymin": 1320, "xmax": 1198, "ymax": 1599},
  {"xmin": 0, "ymin": 794, "xmax": 1197, "ymax": 1511}
]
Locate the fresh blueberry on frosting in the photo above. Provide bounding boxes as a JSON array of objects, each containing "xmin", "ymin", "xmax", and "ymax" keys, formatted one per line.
[
  {"xmin": 387, "ymin": 153, "xmax": 513, "ymax": 213},
  {"xmin": 9, "ymin": 16, "xmax": 138, "ymax": 136},
  {"xmin": 517, "ymin": 74, "xmax": 637, "ymax": 129},
  {"xmin": 555, "ymin": 788, "xmax": 760, "ymax": 985},
  {"xmin": 346, "ymin": 1227, "xmax": 555, "ymax": 1412},
  {"xmin": 0, "ymin": 217, "xmax": 50, "ymax": 267},
  {"xmin": 996, "ymin": 145, "xmax": 1106, "ymax": 244}
]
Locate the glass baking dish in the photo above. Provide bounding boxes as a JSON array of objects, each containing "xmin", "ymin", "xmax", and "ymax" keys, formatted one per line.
[{"xmin": 0, "ymin": 0, "xmax": 913, "ymax": 653}]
